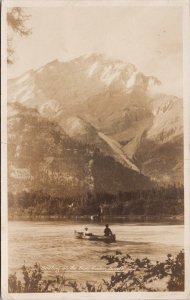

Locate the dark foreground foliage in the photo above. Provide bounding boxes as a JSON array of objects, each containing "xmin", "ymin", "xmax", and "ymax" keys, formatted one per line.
[{"xmin": 8, "ymin": 250, "xmax": 184, "ymax": 293}]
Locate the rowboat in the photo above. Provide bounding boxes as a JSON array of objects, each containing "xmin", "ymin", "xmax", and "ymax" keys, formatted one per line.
[{"xmin": 74, "ymin": 230, "xmax": 116, "ymax": 242}]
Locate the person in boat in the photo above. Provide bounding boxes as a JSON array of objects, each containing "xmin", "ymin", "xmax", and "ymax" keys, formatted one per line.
[
  {"xmin": 83, "ymin": 227, "xmax": 92, "ymax": 236},
  {"xmin": 104, "ymin": 224, "xmax": 113, "ymax": 236}
]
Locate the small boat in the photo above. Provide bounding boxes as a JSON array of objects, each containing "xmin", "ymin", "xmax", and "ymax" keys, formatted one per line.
[{"xmin": 74, "ymin": 230, "xmax": 116, "ymax": 242}]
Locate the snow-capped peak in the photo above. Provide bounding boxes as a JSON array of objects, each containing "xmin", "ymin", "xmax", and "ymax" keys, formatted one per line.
[{"xmin": 8, "ymin": 53, "xmax": 162, "ymax": 107}]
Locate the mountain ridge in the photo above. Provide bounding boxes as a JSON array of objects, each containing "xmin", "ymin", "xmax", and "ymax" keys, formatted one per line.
[{"xmin": 8, "ymin": 53, "xmax": 183, "ymax": 185}]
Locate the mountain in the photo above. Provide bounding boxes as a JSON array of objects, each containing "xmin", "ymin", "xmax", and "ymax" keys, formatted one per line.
[
  {"xmin": 134, "ymin": 94, "xmax": 183, "ymax": 183},
  {"xmin": 8, "ymin": 54, "xmax": 183, "ymax": 184},
  {"xmin": 8, "ymin": 103, "xmax": 153, "ymax": 196},
  {"xmin": 8, "ymin": 54, "xmax": 160, "ymax": 107}
]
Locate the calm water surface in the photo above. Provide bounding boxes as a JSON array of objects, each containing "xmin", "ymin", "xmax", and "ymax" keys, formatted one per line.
[{"xmin": 9, "ymin": 221, "xmax": 184, "ymax": 283}]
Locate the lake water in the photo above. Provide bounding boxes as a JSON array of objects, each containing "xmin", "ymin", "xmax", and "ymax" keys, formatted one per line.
[{"xmin": 8, "ymin": 221, "xmax": 184, "ymax": 284}]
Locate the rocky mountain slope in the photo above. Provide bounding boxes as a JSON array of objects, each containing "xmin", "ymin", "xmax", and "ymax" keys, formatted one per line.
[
  {"xmin": 8, "ymin": 54, "xmax": 183, "ymax": 185},
  {"xmin": 8, "ymin": 103, "xmax": 153, "ymax": 196}
]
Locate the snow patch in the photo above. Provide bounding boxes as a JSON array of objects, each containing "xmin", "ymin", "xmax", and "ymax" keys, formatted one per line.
[
  {"xmin": 66, "ymin": 117, "xmax": 87, "ymax": 136},
  {"xmin": 69, "ymin": 118, "xmax": 82, "ymax": 131},
  {"xmin": 101, "ymin": 63, "xmax": 125, "ymax": 86},
  {"xmin": 86, "ymin": 62, "xmax": 98, "ymax": 77},
  {"xmin": 12, "ymin": 87, "xmax": 34, "ymax": 103},
  {"xmin": 10, "ymin": 166, "xmax": 32, "ymax": 180},
  {"xmin": 126, "ymin": 71, "xmax": 138, "ymax": 89},
  {"xmin": 148, "ymin": 77, "xmax": 157, "ymax": 88},
  {"xmin": 40, "ymin": 100, "xmax": 62, "ymax": 114},
  {"xmin": 16, "ymin": 72, "xmax": 31, "ymax": 84},
  {"xmin": 13, "ymin": 84, "xmax": 29, "ymax": 98},
  {"xmin": 36, "ymin": 66, "xmax": 44, "ymax": 74},
  {"xmin": 19, "ymin": 89, "xmax": 34, "ymax": 103}
]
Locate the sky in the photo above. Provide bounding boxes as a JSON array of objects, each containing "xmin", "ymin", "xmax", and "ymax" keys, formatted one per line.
[{"xmin": 7, "ymin": 5, "xmax": 183, "ymax": 97}]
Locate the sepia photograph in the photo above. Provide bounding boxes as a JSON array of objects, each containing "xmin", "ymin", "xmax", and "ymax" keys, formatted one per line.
[{"xmin": 1, "ymin": 0, "xmax": 190, "ymax": 299}]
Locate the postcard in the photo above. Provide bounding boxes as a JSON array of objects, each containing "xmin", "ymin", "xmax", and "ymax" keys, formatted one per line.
[{"xmin": 1, "ymin": 0, "xmax": 190, "ymax": 299}]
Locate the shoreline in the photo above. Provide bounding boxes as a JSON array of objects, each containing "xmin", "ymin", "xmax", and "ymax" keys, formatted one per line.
[{"xmin": 8, "ymin": 214, "xmax": 184, "ymax": 224}]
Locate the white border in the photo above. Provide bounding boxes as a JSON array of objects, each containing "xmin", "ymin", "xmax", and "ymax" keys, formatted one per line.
[
  {"xmin": 1, "ymin": 0, "xmax": 8, "ymax": 298},
  {"xmin": 1, "ymin": 1, "xmax": 190, "ymax": 300},
  {"xmin": 183, "ymin": 0, "xmax": 190, "ymax": 295},
  {"xmin": 2, "ymin": 0, "xmax": 189, "ymax": 7}
]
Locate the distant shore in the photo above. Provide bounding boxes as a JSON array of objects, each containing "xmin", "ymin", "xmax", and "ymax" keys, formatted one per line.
[{"xmin": 8, "ymin": 214, "xmax": 184, "ymax": 224}]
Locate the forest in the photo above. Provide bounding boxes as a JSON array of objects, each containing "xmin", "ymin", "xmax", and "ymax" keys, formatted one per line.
[{"xmin": 8, "ymin": 184, "xmax": 184, "ymax": 219}]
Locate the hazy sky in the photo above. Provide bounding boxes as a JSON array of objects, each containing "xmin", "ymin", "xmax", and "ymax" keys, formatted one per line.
[{"xmin": 8, "ymin": 6, "xmax": 183, "ymax": 97}]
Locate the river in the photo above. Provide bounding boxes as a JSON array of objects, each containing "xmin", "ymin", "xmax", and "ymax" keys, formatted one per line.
[{"xmin": 8, "ymin": 221, "xmax": 184, "ymax": 284}]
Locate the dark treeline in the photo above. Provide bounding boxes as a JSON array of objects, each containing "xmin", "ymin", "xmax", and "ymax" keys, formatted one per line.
[{"xmin": 8, "ymin": 184, "xmax": 184, "ymax": 218}]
